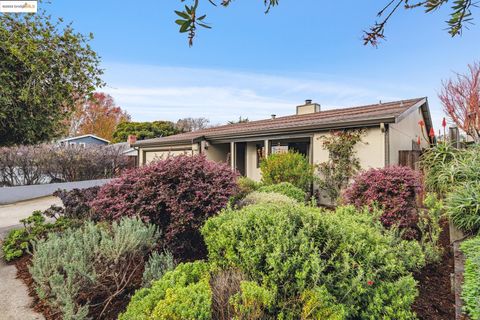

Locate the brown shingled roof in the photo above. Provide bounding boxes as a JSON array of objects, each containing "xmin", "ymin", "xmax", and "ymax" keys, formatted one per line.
[{"xmin": 134, "ymin": 98, "xmax": 427, "ymax": 146}]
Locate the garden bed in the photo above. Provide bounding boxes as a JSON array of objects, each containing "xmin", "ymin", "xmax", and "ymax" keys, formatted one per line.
[
  {"xmin": 14, "ymin": 255, "xmax": 140, "ymax": 320},
  {"xmin": 412, "ymin": 219, "xmax": 455, "ymax": 320}
]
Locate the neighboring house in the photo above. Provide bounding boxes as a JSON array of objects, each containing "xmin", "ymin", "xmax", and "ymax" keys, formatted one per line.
[
  {"xmin": 134, "ymin": 98, "xmax": 434, "ymax": 182},
  {"xmin": 57, "ymin": 134, "xmax": 110, "ymax": 147},
  {"xmin": 110, "ymin": 135, "xmax": 139, "ymax": 167}
]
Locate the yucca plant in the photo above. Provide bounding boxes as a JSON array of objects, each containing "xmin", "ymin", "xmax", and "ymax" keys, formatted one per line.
[
  {"xmin": 446, "ymin": 182, "xmax": 480, "ymax": 234},
  {"xmin": 420, "ymin": 142, "xmax": 459, "ymax": 195}
]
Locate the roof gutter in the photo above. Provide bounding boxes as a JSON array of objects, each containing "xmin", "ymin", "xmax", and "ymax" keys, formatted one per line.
[{"xmin": 206, "ymin": 116, "xmax": 396, "ymax": 142}]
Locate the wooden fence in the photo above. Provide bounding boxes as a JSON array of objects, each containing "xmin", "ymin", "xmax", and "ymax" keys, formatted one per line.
[{"xmin": 399, "ymin": 150, "xmax": 422, "ymax": 170}]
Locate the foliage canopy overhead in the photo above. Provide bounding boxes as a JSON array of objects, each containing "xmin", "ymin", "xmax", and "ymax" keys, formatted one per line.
[
  {"xmin": 173, "ymin": 0, "xmax": 477, "ymax": 46},
  {"xmin": 0, "ymin": 10, "xmax": 103, "ymax": 146}
]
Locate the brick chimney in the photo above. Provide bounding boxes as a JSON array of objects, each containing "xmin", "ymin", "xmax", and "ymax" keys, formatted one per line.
[
  {"xmin": 296, "ymin": 99, "xmax": 321, "ymax": 115},
  {"xmin": 127, "ymin": 135, "xmax": 137, "ymax": 146}
]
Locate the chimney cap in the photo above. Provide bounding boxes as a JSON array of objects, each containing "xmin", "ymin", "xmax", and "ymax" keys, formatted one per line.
[
  {"xmin": 305, "ymin": 99, "xmax": 312, "ymax": 105},
  {"xmin": 271, "ymin": 114, "xmax": 276, "ymax": 120}
]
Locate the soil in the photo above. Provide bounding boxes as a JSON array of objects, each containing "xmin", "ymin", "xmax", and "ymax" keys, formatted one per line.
[
  {"xmin": 412, "ymin": 220, "xmax": 455, "ymax": 320},
  {"xmin": 14, "ymin": 255, "xmax": 143, "ymax": 320}
]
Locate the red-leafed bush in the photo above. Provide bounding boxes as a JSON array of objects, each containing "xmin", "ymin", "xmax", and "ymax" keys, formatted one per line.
[
  {"xmin": 90, "ymin": 155, "xmax": 238, "ymax": 259},
  {"xmin": 343, "ymin": 166, "xmax": 422, "ymax": 232}
]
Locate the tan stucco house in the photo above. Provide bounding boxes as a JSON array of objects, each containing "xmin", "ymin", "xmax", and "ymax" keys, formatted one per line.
[{"xmin": 133, "ymin": 97, "xmax": 434, "ymax": 181}]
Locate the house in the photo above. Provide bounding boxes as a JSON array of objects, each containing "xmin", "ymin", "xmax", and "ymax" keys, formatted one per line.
[
  {"xmin": 110, "ymin": 135, "xmax": 139, "ymax": 167},
  {"xmin": 57, "ymin": 134, "xmax": 110, "ymax": 147},
  {"xmin": 133, "ymin": 97, "xmax": 434, "ymax": 181}
]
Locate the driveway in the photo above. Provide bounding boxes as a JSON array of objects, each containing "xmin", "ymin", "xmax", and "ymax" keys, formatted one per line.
[
  {"xmin": 0, "ymin": 196, "xmax": 62, "ymax": 238},
  {"xmin": 0, "ymin": 196, "xmax": 62, "ymax": 320}
]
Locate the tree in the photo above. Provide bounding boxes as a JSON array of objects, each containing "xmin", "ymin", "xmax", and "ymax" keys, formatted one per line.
[
  {"xmin": 228, "ymin": 116, "xmax": 249, "ymax": 124},
  {"xmin": 176, "ymin": 117, "xmax": 210, "ymax": 132},
  {"xmin": 0, "ymin": 10, "xmax": 103, "ymax": 146},
  {"xmin": 70, "ymin": 92, "xmax": 130, "ymax": 141},
  {"xmin": 173, "ymin": 0, "xmax": 476, "ymax": 46},
  {"xmin": 112, "ymin": 121, "xmax": 179, "ymax": 143},
  {"xmin": 439, "ymin": 62, "xmax": 480, "ymax": 142}
]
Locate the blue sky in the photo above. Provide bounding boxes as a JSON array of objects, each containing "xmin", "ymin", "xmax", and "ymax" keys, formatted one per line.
[{"xmin": 44, "ymin": 1, "xmax": 479, "ymax": 127}]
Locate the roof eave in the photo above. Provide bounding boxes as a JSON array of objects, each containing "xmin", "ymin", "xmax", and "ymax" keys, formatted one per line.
[{"xmin": 135, "ymin": 117, "xmax": 396, "ymax": 147}]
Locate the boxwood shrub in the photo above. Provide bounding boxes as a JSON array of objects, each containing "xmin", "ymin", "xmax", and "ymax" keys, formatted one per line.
[
  {"xmin": 257, "ymin": 182, "xmax": 306, "ymax": 203},
  {"xmin": 90, "ymin": 154, "xmax": 238, "ymax": 259},
  {"xmin": 201, "ymin": 203, "xmax": 424, "ymax": 319},
  {"xmin": 119, "ymin": 261, "xmax": 211, "ymax": 320}
]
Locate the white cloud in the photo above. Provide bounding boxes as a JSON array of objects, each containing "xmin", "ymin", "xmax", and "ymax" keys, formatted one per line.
[{"xmin": 101, "ymin": 63, "xmax": 431, "ymax": 124}]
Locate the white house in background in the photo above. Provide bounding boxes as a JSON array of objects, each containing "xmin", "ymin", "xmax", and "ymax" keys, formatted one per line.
[
  {"xmin": 57, "ymin": 134, "xmax": 110, "ymax": 147},
  {"xmin": 133, "ymin": 98, "xmax": 434, "ymax": 181}
]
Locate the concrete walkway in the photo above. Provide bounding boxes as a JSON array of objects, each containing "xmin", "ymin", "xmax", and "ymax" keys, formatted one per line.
[{"xmin": 0, "ymin": 196, "xmax": 62, "ymax": 320}]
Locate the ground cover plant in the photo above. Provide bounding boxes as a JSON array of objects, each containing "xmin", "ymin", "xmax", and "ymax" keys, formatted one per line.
[
  {"xmin": 2, "ymin": 210, "xmax": 75, "ymax": 262},
  {"xmin": 29, "ymin": 218, "xmax": 158, "ymax": 320},
  {"xmin": 460, "ymin": 236, "xmax": 480, "ymax": 320},
  {"xmin": 260, "ymin": 151, "xmax": 315, "ymax": 191},
  {"xmin": 343, "ymin": 166, "xmax": 422, "ymax": 237},
  {"xmin": 90, "ymin": 154, "xmax": 238, "ymax": 259},
  {"xmin": 2, "ymin": 187, "xmax": 100, "ymax": 262}
]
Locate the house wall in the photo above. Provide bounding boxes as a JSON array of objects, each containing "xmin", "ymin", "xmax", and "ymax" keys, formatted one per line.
[
  {"xmin": 205, "ymin": 143, "xmax": 230, "ymax": 163},
  {"xmin": 62, "ymin": 136, "xmax": 108, "ymax": 146},
  {"xmin": 246, "ymin": 142, "xmax": 262, "ymax": 182},
  {"xmin": 138, "ymin": 144, "xmax": 198, "ymax": 165},
  {"xmin": 312, "ymin": 126, "xmax": 386, "ymax": 169},
  {"xmin": 389, "ymin": 107, "xmax": 429, "ymax": 165}
]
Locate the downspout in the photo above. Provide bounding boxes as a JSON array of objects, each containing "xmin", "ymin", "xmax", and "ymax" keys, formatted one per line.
[{"xmin": 383, "ymin": 123, "xmax": 390, "ymax": 166}]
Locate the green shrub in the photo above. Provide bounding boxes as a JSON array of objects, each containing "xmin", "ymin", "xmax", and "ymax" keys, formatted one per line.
[
  {"xmin": 461, "ymin": 236, "xmax": 480, "ymax": 319},
  {"xmin": 120, "ymin": 261, "xmax": 211, "ymax": 320},
  {"xmin": 142, "ymin": 251, "xmax": 176, "ymax": 287},
  {"xmin": 2, "ymin": 210, "xmax": 75, "ymax": 262},
  {"xmin": 417, "ymin": 193, "xmax": 444, "ymax": 263},
  {"xmin": 230, "ymin": 281, "xmax": 274, "ymax": 319},
  {"xmin": 230, "ymin": 176, "xmax": 262, "ymax": 206},
  {"xmin": 301, "ymin": 286, "xmax": 346, "ymax": 320},
  {"xmin": 237, "ymin": 176, "xmax": 261, "ymax": 195},
  {"xmin": 258, "ymin": 182, "xmax": 306, "ymax": 202},
  {"xmin": 238, "ymin": 191, "xmax": 299, "ymax": 209},
  {"xmin": 202, "ymin": 203, "xmax": 424, "ymax": 319},
  {"xmin": 260, "ymin": 151, "xmax": 314, "ymax": 191},
  {"xmin": 446, "ymin": 182, "xmax": 480, "ymax": 233},
  {"xmin": 30, "ymin": 218, "xmax": 158, "ymax": 320}
]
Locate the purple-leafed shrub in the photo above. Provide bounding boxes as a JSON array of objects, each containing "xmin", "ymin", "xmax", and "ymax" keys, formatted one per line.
[
  {"xmin": 53, "ymin": 186, "xmax": 100, "ymax": 220},
  {"xmin": 90, "ymin": 155, "xmax": 238, "ymax": 259},
  {"xmin": 343, "ymin": 166, "xmax": 422, "ymax": 232}
]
